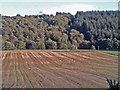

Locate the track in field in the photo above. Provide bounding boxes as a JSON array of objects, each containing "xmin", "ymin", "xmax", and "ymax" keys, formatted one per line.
[{"xmin": 1, "ymin": 50, "xmax": 118, "ymax": 88}]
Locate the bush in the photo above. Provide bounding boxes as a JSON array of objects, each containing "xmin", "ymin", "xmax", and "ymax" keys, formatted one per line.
[
  {"xmin": 46, "ymin": 38, "xmax": 57, "ymax": 49},
  {"xmin": 91, "ymin": 45, "xmax": 96, "ymax": 50},
  {"xmin": 70, "ymin": 45, "xmax": 77, "ymax": 50},
  {"xmin": 58, "ymin": 42, "xmax": 67, "ymax": 49}
]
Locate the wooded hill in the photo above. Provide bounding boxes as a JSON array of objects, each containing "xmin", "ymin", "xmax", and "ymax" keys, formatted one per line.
[{"xmin": 1, "ymin": 11, "xmax": 120, "ymax": 50}]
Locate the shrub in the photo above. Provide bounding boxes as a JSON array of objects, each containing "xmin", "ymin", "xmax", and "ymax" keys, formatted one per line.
[{"xmin": 91, "ymin": 45, "xmax": 96, "ymax": 50}]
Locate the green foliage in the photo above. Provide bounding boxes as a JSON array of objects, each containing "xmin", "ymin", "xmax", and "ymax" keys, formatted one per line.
[
  {"xmin": 2, "ymin": 11, "xmax": 120, "ymax": 50},
  {"xmin": 58, "ymin": 42, "xmax": 67, "ymax": 49},
  {"xmin": 36, "ymin": 42, "xmax": 45, "ymax": 49},
  {"xmin": 45, "ymin": 38, "xmax": 57, "ymax": 49},
  {"xmin": 79, "ymin": 40, "xmax": 90, "ymax": 49},
  {"xmin": 70, "ymin": 44, "xmax": 77, "ymax": 50},
  {"xmin": 100, "ymin": 50, "xmax": 119, "ymax": 56},
  {"xmin": 90, "ymin": 45, "xmax": 96, "ymax": 50},
  {"xmin": 16, "ymin": 41, "xmax": 26, "ymax": 49},
  {"xmin": 3, "ymin": 41, "xmax": 16, "ymax": 50}
]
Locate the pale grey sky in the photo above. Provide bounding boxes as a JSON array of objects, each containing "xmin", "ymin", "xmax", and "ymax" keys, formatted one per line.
[
  {"xmin": 0, "ymin": 0, "xmax": 119, "ymax": 2},
  {"xmin": 0, "ymin": 1, "xmax": 118, "ymax": 16}
]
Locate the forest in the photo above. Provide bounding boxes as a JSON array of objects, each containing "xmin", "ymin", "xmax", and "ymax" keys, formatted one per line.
[{"xmin": 1, "ymin": 11, "xmax": 120, "ymax": 50}]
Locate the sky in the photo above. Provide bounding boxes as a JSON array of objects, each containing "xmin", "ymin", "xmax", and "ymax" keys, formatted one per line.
[
  {"xmin": 0, "ymin": 0, "xmax": 119, "ymax": 2},
  {"xmin": 0, "ymin": 0, "xmax": 119, "ymax": 16}
]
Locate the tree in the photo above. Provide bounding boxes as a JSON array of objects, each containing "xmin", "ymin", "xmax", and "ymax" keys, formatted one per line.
[
  {"xmin": 2, "ymin": 11, "xmax": 119, "ymax": 50},
  {"xmin": 16, "ymin": 41, "xmax": 26, "ymax": 49},
  {"xmin": 3, "ymin": 41, "xmax": 16, "ymax": 50},
  {"xmin": 90, "ymin": 45, "xmax": 96, "ymax": 50},
  {"xmin": 79, "ymin": 33, "xmax": 84, "ymax": 40},
  {"xmin": 36, "ymin": 42, "xmax": 45, "ymax": 49},
  {"xmin": 79, "ymin": 40, "xmax": 90, "ymax": 49},
  {"xmin": 16, "ymin": 14, "xmax": 21, "ymax": 17},
  {"xmin": 58, "ymin": 42, "xmax": 67, "ymax": 49},
  {"xmin": 25, "ymin": 41, "xmax": 36, "ymax": 49},
  {"xmin": 46, "ymin": 38, "xmax": 57, "ymax": 49},
  {"xmin": 70, "ymin": 44, "xmax": 77, "ymax": 50},
  {"xmin": 72, "ymin": 39, "xmax": 78, "ymax": 47}
]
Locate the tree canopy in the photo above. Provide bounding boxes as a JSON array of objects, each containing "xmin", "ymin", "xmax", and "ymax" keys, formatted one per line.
[{"xmin": 1, "ymin": 11, "xmax": 120, "ymax": 50}]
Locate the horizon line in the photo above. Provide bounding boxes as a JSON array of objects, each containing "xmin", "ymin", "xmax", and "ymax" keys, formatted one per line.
[{"xmin": 1, "ymin": 10, "xmax": 118, "ymax": 17}]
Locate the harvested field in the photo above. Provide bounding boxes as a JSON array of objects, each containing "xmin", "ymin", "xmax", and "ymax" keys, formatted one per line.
[{"xmin": 1, "ymin": 50, "xmax": 118, "ymax": 88}]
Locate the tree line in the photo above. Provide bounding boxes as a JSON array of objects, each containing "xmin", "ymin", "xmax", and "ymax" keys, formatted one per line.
[{"xmin": 1, "ymin": 11, "xmax": 120, "ymax": 50}]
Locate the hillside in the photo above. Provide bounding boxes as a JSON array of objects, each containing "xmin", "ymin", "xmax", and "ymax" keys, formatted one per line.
[{"xmin": 1, "ymin": 11, "xmax": 120, "ymax": 50}]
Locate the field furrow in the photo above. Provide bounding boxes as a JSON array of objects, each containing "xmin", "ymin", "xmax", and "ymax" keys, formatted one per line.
[{"xmin": 2, "ymin": 50, "xmax": 118, "ymax": 88}]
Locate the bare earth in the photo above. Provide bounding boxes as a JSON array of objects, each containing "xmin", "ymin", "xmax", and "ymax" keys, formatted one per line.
[{"xmin": 1, "ymin": 50, "xmax": 118, "ymax": 88}]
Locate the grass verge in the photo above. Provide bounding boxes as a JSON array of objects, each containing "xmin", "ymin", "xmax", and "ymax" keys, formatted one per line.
[{"xmin": 99, "ymin": 50, "xmax": 119, "ymax": 56}]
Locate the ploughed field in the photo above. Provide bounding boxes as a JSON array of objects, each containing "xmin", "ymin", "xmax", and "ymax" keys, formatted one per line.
[{"xmin": 1, "ymin": 50, "xmax": 118, "ymax": 88}]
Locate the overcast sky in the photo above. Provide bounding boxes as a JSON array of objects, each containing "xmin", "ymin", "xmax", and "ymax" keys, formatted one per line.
[
  {"xmin": 0, "ymin": 0, "xmax": 119, "ymax": 16},
  {"xmin": 0, "ymin": 0, "xmax": 119, "ymax": 2}
]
